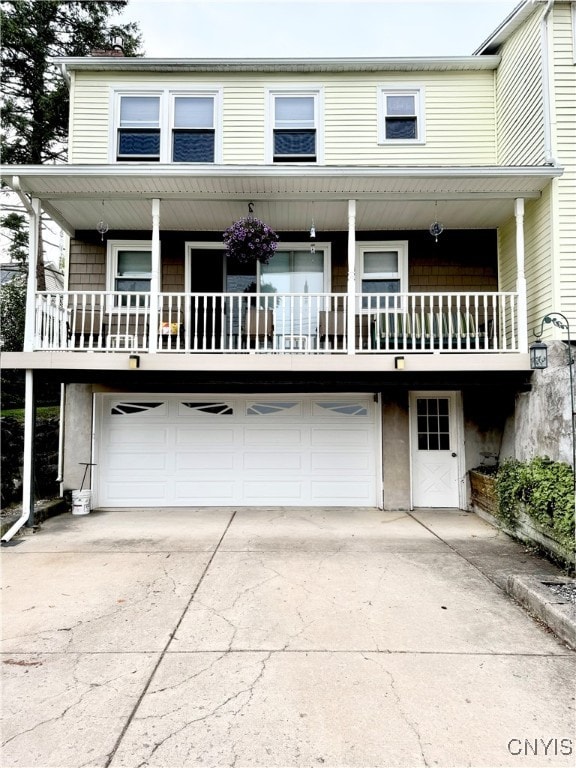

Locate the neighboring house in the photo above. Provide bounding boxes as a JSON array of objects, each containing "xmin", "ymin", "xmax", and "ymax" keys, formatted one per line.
[
  {"xmin": 1, "ymin": 263, "xmax": 64, "ymax": 292},
  {"xmin": 1, "ymin": 0, "xmax": 574, "ymax": 519}
]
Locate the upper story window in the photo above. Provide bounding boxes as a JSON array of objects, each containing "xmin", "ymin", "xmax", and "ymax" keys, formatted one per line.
[
  {"xmin": 118, "ymin": 96, "xmax": 161, "ymax": 161},
  {"xmin": 269, "ymin": 90, "xmax": 322, "ymax": 163},
  {"xmin": 379, "ymin": 88, "xmax": 424, "ymax": 144},
  {"xmin": 172, "ymin": 96, "xmax": 215, "ymax": 162},
  {"xmin": 114, "ymin": 90, "xmax": 220, "ymax": 163}
]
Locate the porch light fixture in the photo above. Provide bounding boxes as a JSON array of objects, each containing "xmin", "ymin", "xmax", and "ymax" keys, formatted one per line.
[
  {"xmin": 310, "ymin": 217, "xmax": 316, "ymax": 254},
  {"xmin": 429, "ymin": 201, "xmax": 443, "ymax": 243},
  {"xmin": 96, "ymin": 201, "xmax": 109, "ymax": 241},
  {"xmin": 530, "ymin": 312, "xmax": 575, "ymax": 500},
  {"xmin": 128, "ymin": 354, "xmax": 140, "ymax": 369},
  {"xmin": 394, "ymin": 356, "xmax": 405, "ymax": 370}
]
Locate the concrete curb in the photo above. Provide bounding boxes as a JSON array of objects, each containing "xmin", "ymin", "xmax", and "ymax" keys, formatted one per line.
[
  {"xmin": 0, "ymin": 498, "xmax": 68, "ymax": 539},
  {"xmin": 505, "ymin": 574, "xmax": 576, "ymax": 651}
]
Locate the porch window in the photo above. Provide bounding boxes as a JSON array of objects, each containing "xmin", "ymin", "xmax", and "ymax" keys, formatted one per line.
[
  {"xmin": 270, "ymin": 92, "xmax": 320, "ymax": 162},
  {"xmin": 117, "ymin": 96, "xmax": 161, "ymax": 161},
  {"xmin": 358, "ymin": 242, "xmax": 408, "ymax": 309},
  {"xmin": 172, "ymin": 96, "xmax": 215, "ymax": 162},
  {"xmin": 108, "ymin": 242, "xmax": 152, "ymax": 306},
  {"xmin": 379, "ymin": 88, "xmax": 424, "ymax": 143}
]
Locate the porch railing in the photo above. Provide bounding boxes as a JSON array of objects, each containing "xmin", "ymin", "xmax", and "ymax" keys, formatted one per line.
[{"xmin": 34, "ymin": 290, "xmax": 519, "ymax": 354}]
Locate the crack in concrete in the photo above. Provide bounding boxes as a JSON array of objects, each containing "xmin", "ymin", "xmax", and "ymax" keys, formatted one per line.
[{"xmin": 362, "ymin": 653, "xmax": 429, "ymax": 767}]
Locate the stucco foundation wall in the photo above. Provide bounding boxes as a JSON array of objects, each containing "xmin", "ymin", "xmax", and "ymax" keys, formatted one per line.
[
  {"xmin": 62, "ymin": 384, "xmax": 94, "ymax": 492},
  {"xmin": 382, "ymin": 396, "xmax": 410, "ymax": 510},
  {"xmin": 514, "ymin": 342, "xmax": 575, "ymax": 465}
]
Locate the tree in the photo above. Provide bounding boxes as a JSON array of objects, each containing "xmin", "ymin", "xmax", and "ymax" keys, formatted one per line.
[{"xmin": 0, "ymin": 1, "xmax": 142, "ymax": 284}]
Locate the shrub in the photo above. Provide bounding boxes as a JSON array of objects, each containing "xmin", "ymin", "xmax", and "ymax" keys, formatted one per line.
[{"xmin": 496, "ymin": 457, "xmax": 575, "ymax": 552}]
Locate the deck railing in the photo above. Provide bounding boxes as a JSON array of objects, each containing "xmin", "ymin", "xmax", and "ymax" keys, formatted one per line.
[{"xmin": 34, "ymin": 290, "xmax": 519, "ymax": 354}]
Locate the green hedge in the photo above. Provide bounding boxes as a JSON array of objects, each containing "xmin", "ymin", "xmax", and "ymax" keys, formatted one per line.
[{"xmin": 496, "ymin": 457, "xmax": 575, "ymax": 553}]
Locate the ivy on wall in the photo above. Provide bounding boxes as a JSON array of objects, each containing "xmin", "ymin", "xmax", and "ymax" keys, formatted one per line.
[{"xmin": 496, "ymin": 457, "xmax": 575, "ymax": 553}]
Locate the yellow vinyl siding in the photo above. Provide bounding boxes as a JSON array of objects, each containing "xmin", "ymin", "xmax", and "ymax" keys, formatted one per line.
[
  {"xmin": 499, "ymin": 186, "xmax": 554, "ymax": 335},
  {"xmin": 69, "ymin": 73, "xmax": 111, "ymax": 163},
  {"xmin": 324, "ymin": 72, "xmax": 496, "ymax": 165},
  {"xmin": 495, "ymin": 7, "xmax": 546, "ymax": 165},
  {"xmin": 551, "ymin": 3, "xmax": 576, "ymax": 326},
  {"xmin": 69, "ymin": 70, "xmax": 496, "ymax": 166}
]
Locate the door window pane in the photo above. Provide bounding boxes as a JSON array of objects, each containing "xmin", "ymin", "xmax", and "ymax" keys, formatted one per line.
[{"xmin": 416, "ymin": 398, "xmax": 451, "ymax": 451}]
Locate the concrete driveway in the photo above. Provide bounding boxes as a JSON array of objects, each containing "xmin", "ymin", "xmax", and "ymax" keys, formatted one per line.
[{"xmin": 2, "ymin": 507, "xmax": 575, "ymax": 768}]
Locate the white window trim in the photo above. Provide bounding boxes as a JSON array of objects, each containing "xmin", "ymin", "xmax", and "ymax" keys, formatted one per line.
[
  {"xmin": 356, "ymin": 241, "xmax": 409, "ymax": 307},
  {"xmin": 378, "ymin": 86, "xmax": 425, "ymax": 145},
  {"xmin": 110, "ymin": 86, "xmax": 222, "ymax": 163},
  {"xmin": 266, "ymin": 87, "xmax": 324, "ymax": 164},
  {"xmin": 185, "ymin": 241, "xmax": 332, "ymax": 293},
  {"xmin": 107, "ymin": 239, "xmax": 154, "ymax": 294}
]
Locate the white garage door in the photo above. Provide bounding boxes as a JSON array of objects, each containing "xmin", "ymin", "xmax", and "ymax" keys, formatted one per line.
[{"xmin": 95, "ymin": 394, "xmax": 379, "ymax": 507}]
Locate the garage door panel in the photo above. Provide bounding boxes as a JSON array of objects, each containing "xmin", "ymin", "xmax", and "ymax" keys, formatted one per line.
[
  {"xmin": 107, "ymin": 427, "xmax": 169, "ymax": 446},
  {"xmin": 104, "ymin": 481, "xmax": 168, "ymax": 501},
  {"xmin": 311, "ymin": 429, "xmax": 370, "ymax": 446},
  {"xmin": 176, "ymin": 428, "xmax": 236, "ymax": 446},
  {"xmin": 311, "ymin": 481, "xmax": 373, "ymax": 501},
  {"xmin": 105, "ymin": 454, "xmax": 169, "ymax": 471},
  {"xmin": 97, "ymin": 394, "xmax": 378, "ymax": 507},
  {"xmin": 174, "ymin": 480, "xmax": 235, "ymax": 500},
  {"xmin": 176, "ymin": 452, "xmax": 235, "ymax": 470},
  {"xmin": 311, "ymin": 452, "xmax": 370, "ymax": 471},
  {"xmin": 243, "ymin": 428, "xmax": 303, "ymax": 446},
  {"xmin": 243, "ymin": 481, "xmax": 303, "ymax": 499},
  {"xmin": 243, "ymin": 452, "xmax": 302, "ymax": 470}
]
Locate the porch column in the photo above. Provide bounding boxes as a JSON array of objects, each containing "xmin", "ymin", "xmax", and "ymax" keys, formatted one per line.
[
  {"xmin": 23, "ymin": 198, "xmax": 41, "ymax": 352},
  {"xmin": 347, "ymin": 199, "xmax": 357, "ymax": 354},
  {"xmin": 148, "ymin": 198, "xmax": 161, "ymax": 353},
  {"xmin": 515, "ymin": 198, "xmax": 528, "ymax": 353}
]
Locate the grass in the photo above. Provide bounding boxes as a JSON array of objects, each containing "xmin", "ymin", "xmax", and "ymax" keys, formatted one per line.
[{"xmin": 1, "ymin": 406, "xmax": 60, "ymax": 422}]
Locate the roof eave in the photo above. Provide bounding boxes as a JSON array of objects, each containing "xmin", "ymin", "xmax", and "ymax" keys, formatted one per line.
[{"xmin": 52, "ymin": 55, "xmax": 501, "ymax": 74}]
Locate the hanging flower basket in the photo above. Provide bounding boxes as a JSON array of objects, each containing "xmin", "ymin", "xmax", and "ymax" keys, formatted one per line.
[{"xmin": 223, "ymin": 216, "xmax": 279, "ymax": 265}]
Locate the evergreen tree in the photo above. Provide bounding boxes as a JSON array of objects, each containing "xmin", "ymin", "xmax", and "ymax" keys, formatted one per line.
[{"xmin": 0, "ymin": 1, "xmax": 142, "ymax": 285}]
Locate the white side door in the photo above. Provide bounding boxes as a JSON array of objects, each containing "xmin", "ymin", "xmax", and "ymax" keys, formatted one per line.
[{"xmin": 410, "ymin": 392, "xmax": 463, "ymax": 508}]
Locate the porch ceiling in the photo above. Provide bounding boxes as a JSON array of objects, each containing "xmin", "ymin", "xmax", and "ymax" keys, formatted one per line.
[{"xmin": 4, "ymin": 163, "xmax": 562, "ymax": 235}]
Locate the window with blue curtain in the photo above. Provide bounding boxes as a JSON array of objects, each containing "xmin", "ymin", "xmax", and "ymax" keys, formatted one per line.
[
  {"xmin": 384, "ymin": 93, "xmax": 418, "ymax": 141},
  {"xmin": 117, "ymin": 96, "xmax": 161, "ymax": 160},
  {"xmin": 273, "ymin": 95, "xmax": 316, "ymax": 161},
  {"xmin": 172, "ymin": 96, "xmax": 215, "ymax": 162}
]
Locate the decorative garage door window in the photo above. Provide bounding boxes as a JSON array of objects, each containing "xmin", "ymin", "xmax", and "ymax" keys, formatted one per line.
[
  {"xmin": 416, "ymin": 398, "xmax": 450, "ymax": 450},
  {"xmin": 247, "ymin": 401, "xmax": 300, "ymax": 416},
  {"xmin": 180, "ymin": 402, "xmax": 234, "ymax": 415},
  {"xmin": 111, "ymin": 402, "xmax": 165, "ymax": 416},
  {"xmin": 315, "ymin": 402, "xmax": 369, "ymax": 416}
]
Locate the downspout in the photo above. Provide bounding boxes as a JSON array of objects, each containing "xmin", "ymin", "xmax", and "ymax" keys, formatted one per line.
[
  {"xmin": 56, "ymin": 384, "xmax": 65, "ymax": 486},
  {"xmin": 540, "ymin": 0, "xmax": 556, "ymax": 164},
  {"xmin": 2, "ymin": 199, "xmax": 41, "ymax": 543},
  {"xmin": 1, "ymin": 371, "xmax": 35, "ymax": 543}
]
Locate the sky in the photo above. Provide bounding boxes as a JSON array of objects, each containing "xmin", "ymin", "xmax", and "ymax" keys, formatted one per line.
[{"xmin": 117, "ymin": 0, "xmax": 522, "ymax": 58}]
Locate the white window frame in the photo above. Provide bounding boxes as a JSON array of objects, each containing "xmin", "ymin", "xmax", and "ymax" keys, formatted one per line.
[
  {"xmin": 115, "ymin": 92, "xmax": 162, "ymax": 161},
  {"xmin": 107, "ymin": 240, "xmax": 154, "ymax": 302},
  {"xmin": 266, "ymin": 88, "xmax": 324, "ymax": 164},
  {"xmin": 111, "ymin": 87, "xmax": 222, "ymax": 163},
  {"xmin": 356, "ymin": 241, "xmax": 409, "ymax": 310},
  {"xmin": 378, "ymin": 86, "xmax": 425, "ymax": 145}
]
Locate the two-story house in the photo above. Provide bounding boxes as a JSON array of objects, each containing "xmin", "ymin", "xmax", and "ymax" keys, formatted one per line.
[{"xmin": 2, "ymin": 1, "xmax": 574, "ymax": 531}]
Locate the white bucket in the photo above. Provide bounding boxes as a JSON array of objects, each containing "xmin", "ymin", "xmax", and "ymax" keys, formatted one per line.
[{"xmin": 71, "ymin": 489, "xmax": 92, "ymax": 515}]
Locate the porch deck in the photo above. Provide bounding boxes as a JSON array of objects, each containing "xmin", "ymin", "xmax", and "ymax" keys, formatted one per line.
[{"xmin": 35, "ymin": 290, "xmax": 519, "ymax": 355}]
